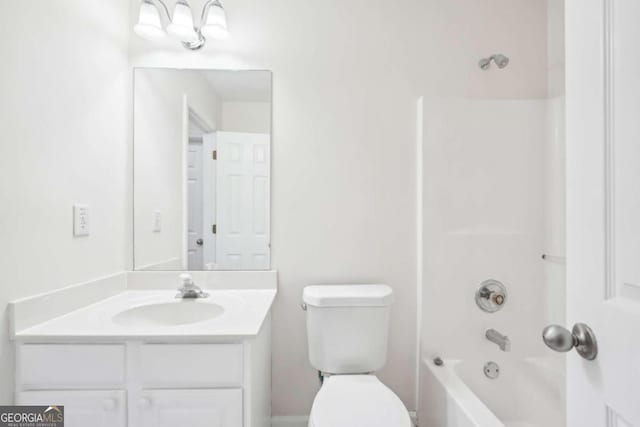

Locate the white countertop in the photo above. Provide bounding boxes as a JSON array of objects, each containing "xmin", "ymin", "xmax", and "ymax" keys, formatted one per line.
[{"xmin": 13, "ymin": 289, "xmax": 277, "ymax": 342}]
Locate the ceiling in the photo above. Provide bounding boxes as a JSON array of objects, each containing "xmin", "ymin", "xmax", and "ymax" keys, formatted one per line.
[{"xmin": 202, "ymin": 70, "xmax": 272, "ymax": 102}]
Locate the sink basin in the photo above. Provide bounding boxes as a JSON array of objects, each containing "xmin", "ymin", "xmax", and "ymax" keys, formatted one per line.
[{"xmin": 112, "ymin": 300, "xmax": 224, "ymax": 327}]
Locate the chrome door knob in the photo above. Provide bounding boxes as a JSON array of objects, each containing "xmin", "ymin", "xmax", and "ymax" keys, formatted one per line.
[
  {"xmin": 542, "ymin": 325, "xmax": 574, "ymax": 352},
  {"xmin": 542, "ymin": 323, "xmax": 598, "ymax": 360},
  {"xmin": 196, "ymin": 238, "xmax": 204, "ymax": 246}
]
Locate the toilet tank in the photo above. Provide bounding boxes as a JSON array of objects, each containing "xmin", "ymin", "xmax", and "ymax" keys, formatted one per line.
[{"xmin": 303, "ymin": 284, "xmax": 394, "ymax": 374}]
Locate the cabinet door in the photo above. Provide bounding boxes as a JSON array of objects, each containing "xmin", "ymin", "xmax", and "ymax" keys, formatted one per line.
[
  {"xmin": 138, "ymin": 389, "xmax": 242, "ymax": 427},
  {"xmin": 17, "ymin": 390, "xmax": 126, "ymax": 427}
]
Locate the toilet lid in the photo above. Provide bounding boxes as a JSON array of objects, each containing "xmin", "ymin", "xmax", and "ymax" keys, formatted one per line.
[{"xmin": 309, "ymin": 375, "xmax": 411, "ymax": 427}]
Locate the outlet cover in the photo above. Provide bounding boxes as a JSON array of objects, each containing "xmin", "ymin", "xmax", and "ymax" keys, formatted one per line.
[
  {"xmin": 152, "ymin": 210, "xmax": 162, "ymax": 232},
  {"xmin": 73, "ymin": 204, "xmax": 90, "ymax": 237}
]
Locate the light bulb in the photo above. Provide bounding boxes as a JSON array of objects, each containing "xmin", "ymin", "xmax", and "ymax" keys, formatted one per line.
[
  {"xmin": 134, "ymin": 0, "xmax": 166, "ymax": 41},
  {"xmin": 167, "ymin": 0, "xmax": 199, "ymax": 43},
  {"xmin": 201, "ymin": 1, "xmax": 229, "ymax": 40}
]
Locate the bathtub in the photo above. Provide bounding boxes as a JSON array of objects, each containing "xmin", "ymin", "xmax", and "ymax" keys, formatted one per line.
[{"xmin": 418, "ymin": 357, "xmax": 564, "ymax": 427}]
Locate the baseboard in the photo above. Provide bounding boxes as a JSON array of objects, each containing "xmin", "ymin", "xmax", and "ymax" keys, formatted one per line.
[
  {"xmin": 270, "ymin": 416, "xmax": 309, "ymax": 427},
  {"xmin": 271, "ymin": 412, "xmax": 416, "ymax": 427}
]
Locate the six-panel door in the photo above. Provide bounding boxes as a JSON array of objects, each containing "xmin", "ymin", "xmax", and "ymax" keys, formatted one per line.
[{"xmin": 567, "ymin": 0, "xmax": 640, "ymax": 425}]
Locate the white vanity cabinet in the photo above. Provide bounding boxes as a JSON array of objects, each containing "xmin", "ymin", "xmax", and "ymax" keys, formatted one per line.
[
  {"xmin": 132, "ymin": 344, "xmax": 245, "ymax": 427},
  {"xmin": 18, "ymin": 390, "xmax": 127, "ymax": 427},
  {"xmin": 14, "ymin": 318, "xmax": 271, "ymax": 427},
  {"xmin": 137, "ymin": 389, "xmax": 242, "ymax": 427}
]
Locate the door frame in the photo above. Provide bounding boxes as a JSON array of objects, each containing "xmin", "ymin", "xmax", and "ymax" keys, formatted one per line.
[
  {"xmin": 182, "ymin": 97, "xmax": 214, "ymax": 269},
  {"xmin": 202, "ymin": 132, "xmax": 217, "ymax": 270}
]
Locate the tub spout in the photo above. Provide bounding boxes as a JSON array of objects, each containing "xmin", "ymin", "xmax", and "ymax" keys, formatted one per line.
[{"xmin": 486, "ymin": 329, "xmax": 511, "ymax": 352}]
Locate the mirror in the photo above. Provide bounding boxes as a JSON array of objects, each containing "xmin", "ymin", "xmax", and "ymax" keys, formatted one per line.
[{"xmin": 134, "ymin": 68, "xmax": 272, "ymax": 271}]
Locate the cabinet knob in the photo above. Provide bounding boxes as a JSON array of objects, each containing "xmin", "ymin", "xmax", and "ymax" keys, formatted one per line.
[
  {"xmin": 101, "ymin": 398, "xmax": 117, "ymax": 411},
  {"xmin": 138, "ymin": 397, "xmax": 152, "ymax": 410}
]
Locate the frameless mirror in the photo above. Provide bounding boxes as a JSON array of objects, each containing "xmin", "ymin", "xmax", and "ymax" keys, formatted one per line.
[{"xmin": 134, "ymin": 68, "xmax": 272, "ymax": 271}]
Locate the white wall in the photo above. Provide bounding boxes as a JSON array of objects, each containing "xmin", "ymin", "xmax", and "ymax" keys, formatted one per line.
[
  {"xmin": 129, "ymin": 0, "xmax": 426, "ymax": 414},
  {"xmin": 134, "ymin": 69, "xmax": 221, "ymax": 269},
  {"xmin": 0, "ymin": 0, "xmax": 552, "ymax": 414},
  {"xmin": 421, "ymin": 0, "xmax": 548, "ymax": 99},
  {"xmin": 129, "ymin": 0, "xmax": 549, "ymax": 417},
  {"xmin": 0, "ymin": 0, "xmax": 131, "ymax": 404},
  {"xmin": 221, "ymin": 102, "xmax": 271, "ymax": 134},
  {"xmin": 547, "ymin": 0, "xmax": 566, "ymax": 97}
]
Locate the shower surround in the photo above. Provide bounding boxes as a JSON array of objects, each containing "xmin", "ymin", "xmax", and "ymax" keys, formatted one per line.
[{"xmin": 418, "ymin": 97, "xmax": 565, "ymax": 426}]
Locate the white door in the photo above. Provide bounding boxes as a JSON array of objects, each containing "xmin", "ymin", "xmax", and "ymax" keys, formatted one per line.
[
  {"xmin": 565, "ymin": 1, "xmax": 640, "ymax": 426},
  {"xmin": 137, "ymin": 389, "xmax": 242, "ymax": 427},
  {"xmin": 17, "ymin": 390, "xmax": 126, "ymax": 427},
  {"xmin": 187, "ymin": 140, "xmax": 204, "ymax": 269},
  {"xmin": 216, "ymin": 132, "xmax": 270, "ymax": 270},
  {"xmin": 202, "ymin": 132, "xmax": 217, "ymax": 270}
]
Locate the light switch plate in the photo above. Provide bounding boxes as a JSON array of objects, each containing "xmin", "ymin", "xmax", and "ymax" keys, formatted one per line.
[
  {"xmin": 152, "ymin": 210, "xmax": 162, "ymax": 232},
  {"xmin": 73, "ymin": 204, "xmax": 90, "ymax": 236}
]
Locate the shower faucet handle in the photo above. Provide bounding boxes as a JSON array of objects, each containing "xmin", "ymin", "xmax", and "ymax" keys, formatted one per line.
[
  {"xmin": 475, "ymin": 280, "xmax": 507, "ymax": 313},
  {"xmin": 492, "ymin": 292, "xmax": 505, "ymax": 305},
  {"xmin": 479, "ymin": 288, "xmax": 504, "ymax": 304}
]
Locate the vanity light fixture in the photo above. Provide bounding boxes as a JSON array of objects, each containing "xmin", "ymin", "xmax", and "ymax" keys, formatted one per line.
[
  {"xmin": 167, "ymin": 0, "xmax": 199, "ymax": 43},
  {"xmin": 134, "ymin": 0, "xmax": 167, "ymax": 41},
  {"xmin": 134, "ymin": 0, "xmax": 229, "ymax": 50},
  {"xmin": 201, "ymin": 1, "xmax": 229, "ymax": 40}
]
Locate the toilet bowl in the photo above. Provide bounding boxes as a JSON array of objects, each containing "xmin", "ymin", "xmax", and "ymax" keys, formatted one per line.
[
  {"xmin": 303, "ymin": 284, "xmax": 412, "ymax": 427},
  {"xmin": 309, "ymin": 375, "xmax": 411, "ymax": 427}
]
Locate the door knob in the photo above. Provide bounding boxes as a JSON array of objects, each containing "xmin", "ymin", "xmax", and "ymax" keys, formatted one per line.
[
  {"xmin": 196, "ymin": 238, "xmax": 204, "ymax": 246},
  {"xmin": 542, "ymin": 323, "xmax": 598, "ymax": 360}
]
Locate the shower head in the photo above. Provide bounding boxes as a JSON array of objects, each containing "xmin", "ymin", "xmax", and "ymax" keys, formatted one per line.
[
  {"xmin": 479, "ymin": 54, "xmax": 510, "ymax": 70},
  {"xmin": 493, "ymin": 54, "xmax": 509, "ymax": 68}
]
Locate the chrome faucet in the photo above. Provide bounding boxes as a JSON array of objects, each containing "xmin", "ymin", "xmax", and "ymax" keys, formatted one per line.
[
  {"xmin": 486, "ymin": 329, "xmax": 511, "ymax": 352},
  {"xmin": 176, "ymin": 274, "xmax": 209, "ymax": 299}
]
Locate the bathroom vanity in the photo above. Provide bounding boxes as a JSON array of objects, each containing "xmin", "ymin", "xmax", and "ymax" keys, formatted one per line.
[
  {"xmin": 8, "ymin": 67, "xmax": 277, "ymax": 427},
  {"xmin": 10, "ymin": 273, "xmax": 276, "ymax": 427}
]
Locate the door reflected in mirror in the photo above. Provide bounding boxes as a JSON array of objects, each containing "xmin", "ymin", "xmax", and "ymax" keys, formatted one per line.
[{"xmin": 134, "ymin": 68, "xmax": 272, "ymax": 271}]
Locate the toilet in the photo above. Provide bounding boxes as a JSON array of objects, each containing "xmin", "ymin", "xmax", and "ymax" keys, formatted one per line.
[{"xmin": 303, "ymin": 284, "xmax": 412, "ymax": 427}]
